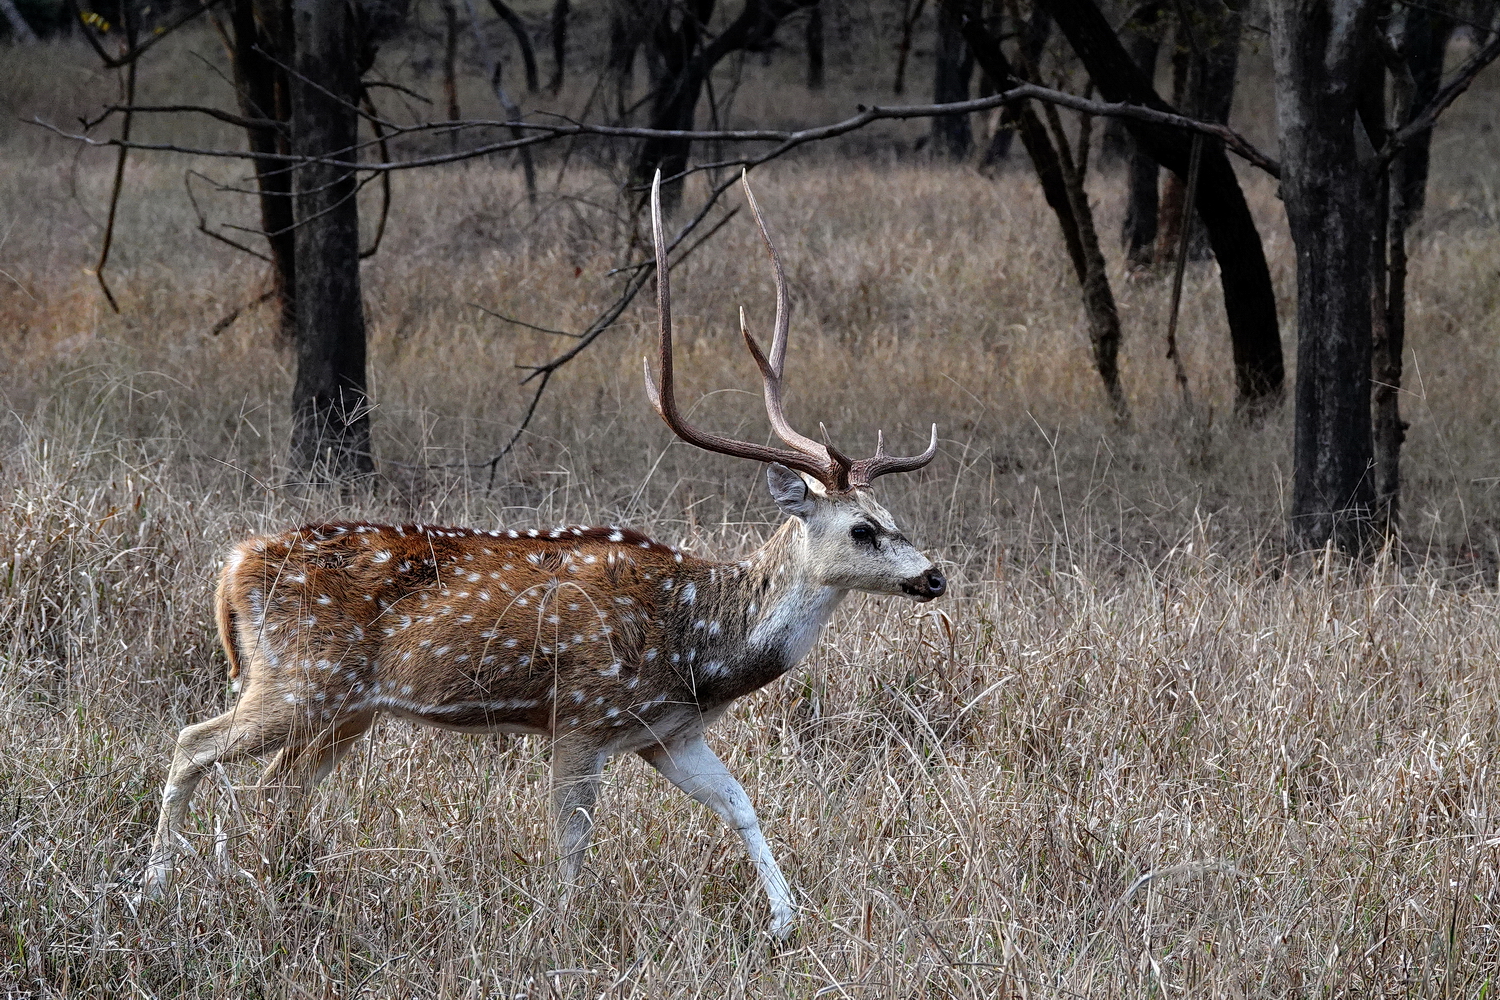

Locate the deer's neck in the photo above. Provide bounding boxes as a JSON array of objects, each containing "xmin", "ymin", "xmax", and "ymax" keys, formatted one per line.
[{"xmin": 685, "ymin": 518, "xmax": 846, "ymax": 701}]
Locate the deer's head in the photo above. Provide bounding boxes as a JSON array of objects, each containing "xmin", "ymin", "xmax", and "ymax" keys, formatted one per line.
[{"xmin": 645, "ymin": 171, "xmax": 946, "ymax": 603}]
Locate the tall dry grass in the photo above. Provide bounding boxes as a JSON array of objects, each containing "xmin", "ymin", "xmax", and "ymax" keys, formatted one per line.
[{"xmin": 4, "ymin": 25, "xmax": 1500, "ymax": 998}]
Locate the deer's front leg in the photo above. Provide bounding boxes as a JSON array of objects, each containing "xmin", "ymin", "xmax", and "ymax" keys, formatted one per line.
[{"xmin": 639, "ymin": 735, "xmax": 797, "ymax": 939}]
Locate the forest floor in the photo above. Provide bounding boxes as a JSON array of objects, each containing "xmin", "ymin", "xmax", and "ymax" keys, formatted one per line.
[{"xmin": 4, "ymin": 26, "xmax": 1500, "ymax": 999}]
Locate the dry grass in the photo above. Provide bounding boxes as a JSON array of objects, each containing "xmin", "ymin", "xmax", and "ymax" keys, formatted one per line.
[{"xmin": 4, "ymin": 26, "xmax": 1500, "ymax": 998}]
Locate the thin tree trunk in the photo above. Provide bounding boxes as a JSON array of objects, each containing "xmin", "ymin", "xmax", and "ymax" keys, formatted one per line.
[
  {"xmin": 549, "ymin": 0, "xmax": 568, "ymax": 94},
  {"xmin": 1100, "ymin": 0, "xmax": 1164, "ymax": 164},
  {"xmin": 982, "ymin": 5, "xmax": 1049, "ymax": 166},
  {"xmin": 893, "ymin": 0, "xmax": 927, "ymax": 96},
  {"xmin": 634, "ymin": 0, "xmax": 812, "ymax": 213},
  {"xmin": 608, "ymin": 9, "xmax": 637, "ymax": 119},
  {"xmin": 442, "ymin": 0, "xmax": 461, "ymax": 151},
  {"xmin": 0, "ymin": 0, "xmax": 38, "ymax": 42},
  {"xmin": 931, "ymin": 0, "xmax": 975, "ymax": 158},
  {"xmin": 1157, "ymin": 1, "xmax": 1238, "ymax": 263},
  {"xmin": 1371, "ymin": 10, "xmax": 1448, "ymax": 531},
  {"xmin": 960, "ymin": 16, "xmax": 1127, "ymax": 417},
  {"xmin": 1271, "ymin": 0, "xmax": 1378, "ymax": 552},
  {"xmin": 289, "ymin": 0, "xmax": 373, "ymax": 480},
  {"xmin": 1038, "ymin": 0, "xmax": 1284, "ymax": 416},
  {"xmin": 1119, "ymin": 19, "xmax": 1161, "ymax": 267},
  {"xmin": 486, "ymin": 0, "xmax": 539, "ymax": 93},
  {"xmin": 805, "ymin": 1, "xmax": 823, "ymax": 90},
  {"xmin": 229, "ymin": 0, "xmax": 297, "ymax": 340}
]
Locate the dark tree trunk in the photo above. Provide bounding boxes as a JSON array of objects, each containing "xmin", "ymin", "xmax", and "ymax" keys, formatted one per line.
[
  {"xmin": 1271, "ymin": 0, "xmax": 1378, "ymax": 552},
  {"xmin": 959, "ymin": 15, "xmax": 1126, "ymax": 417},
  {"xmin": 633, "ymin": 0, "xmax": 811, "ymax": 213},
  {"xmin": 289, "ymin": 0, "xmax": 373, "ymax": 480},
  {"xmin": 607, "ymin": 9, "xmax": 634, "ymax": 117},
  {"xmin": 1117, "ymin": 8, "xmax": 1163, "ymax": 267},
  {"xmin": 931, "ymin": 0, "xmax": 974, "ymax": 158},
  {"xmin": 634, "ymin": 0, "xmax": 710, "ymax": 213},
  {"xmin": 1036, "ymin": 0, "xmax": 1284, "ymax": 416},
  {"xmin": 1157, "ymin": 1, "xmax": 1239, "ymax": 263},
  {"xmin": 893, "ymin": 0, "xmax": 926, "ymax": 96},
  {"xmin": 1393, "ymin": 11, "xmax": 1453, "ymax": 223},
  {"xmin": 486, "ymin": 0, "xmax": 539, "ymax": 93},
  {"xmin": 442, "ymin": 0, "xmax": 460, "ymax": 149},
  {"xmin": 805, "ymin": 1, "xmax": 823, "ymax": 90},
  {"xmin": 981, "ymin": 5, "xmax": 1049, "ymax": 166},
  {"xmin": 1370, "ymin": 10, "xmax": 1449, "ymax": 531},
  {"xmin": 548, "ymin": 0, "xmax": 568, "ymax": 93},
  {"xmin": 228, "ymin": 0, "xmax": 296, "ymax": 339},
  {"xmin": 1101, "ymin": 0, "xmax": 1163, "ymax": 166}
]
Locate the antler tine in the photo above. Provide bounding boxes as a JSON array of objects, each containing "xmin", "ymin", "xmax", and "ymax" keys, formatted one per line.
[
  {"xmin": 740, "ymin": 170, "xmax": 790, "ymax": 377},
  {"xmin": 847, "ymin": 424, "xmax": 940, "ymax": 488},
  {"xmin": 643, "ymin": 171, "xmax": 840, "ymax": 486},
  {"xmin": 738, "ymin": 172, "xmax": 846, "ymax": 479}
]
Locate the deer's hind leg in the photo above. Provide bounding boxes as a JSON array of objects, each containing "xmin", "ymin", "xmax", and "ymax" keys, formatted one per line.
[
  {"xmin": 252, "ymin": 711, "xmax": 375, "ymax": 869},
  {"xmin": 142, "ymin": 689, "xmax": 306, "ymax": 896}
]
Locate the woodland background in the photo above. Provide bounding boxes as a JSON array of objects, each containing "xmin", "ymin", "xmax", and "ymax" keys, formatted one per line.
[{"xmin": 4, "ymin": 1, "xmax": 1500, "ymax": 996}]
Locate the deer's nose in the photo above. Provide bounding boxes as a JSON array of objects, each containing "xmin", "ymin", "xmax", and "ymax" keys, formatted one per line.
[
  {"xmin": 903, "ymin": 568, "xmax": 946, "ymax": 601},
  {"xmin": 923, "ymin": 570, "xmax": 947, "ymax": 597}
]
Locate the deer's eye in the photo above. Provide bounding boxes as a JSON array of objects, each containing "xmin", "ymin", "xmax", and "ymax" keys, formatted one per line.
[{"xmin": 850, "ymin": 524, "xmax": 876, "ymax": 544}]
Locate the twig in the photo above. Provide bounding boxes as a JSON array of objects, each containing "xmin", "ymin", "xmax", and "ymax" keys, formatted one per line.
[
  {"xmin": 97, "ymin": 102, "xmax": 287, "ymax": 134},
  {"xmin": 184, "ymin": 170, "xmax": 273, "ymax": 261},
  {"xmin": 210, "ymin": 288, "xmax": 276, "ymax": 335},
  {"xmin": 359, "ymin": 90, "xmax": 393, "ymax": 260},
  {"xmin": 41, "ymin": 84, "xmax": 1283, "ymax": 178},
  {"xmin": 1375, "ymin": 28, "xmax": 1500, "ymax": 171},
  {"xmin": 68, "ymin": 0, "xmax": 225, "ymax": 69},
  {"xmin": 1164, "ymin": 131, "xmax": 1202, "ymax": 412},
  {"xmin": 476, "ymin": 180, "xmax": 745, "ymax": 475},
  {"xmin": 606, "ymin": 206, "xmax": 738, "ymax": 276},
  {"xmin": 470, "ymin": 304, "xmax": 582, "ymax": 338},
  {"xmin": 363, "ymin": 80, "xmax": 435, "ymax": 104},
  {"xmin": 94, "ymin": 7, "xmax": 139, "ymax": 313}
]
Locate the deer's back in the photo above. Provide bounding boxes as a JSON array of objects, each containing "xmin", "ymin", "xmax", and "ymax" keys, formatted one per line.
[{"xmin": 218, "ymin": 521, "xmax": 718, "ymax": 740}]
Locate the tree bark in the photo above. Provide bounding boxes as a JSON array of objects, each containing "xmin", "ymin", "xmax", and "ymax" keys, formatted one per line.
[
  {"xmin": 805, "ymin": 1, "xmax": 823, "ymax": 90},
  {"xmin": 958, "ymin": 14, "xmax": 1127, "ymax": 417},
  {"xmin": 1271, "ymin": 0, "xmax": 1379, "ymax": 552},
  {"xmin": 981, "ymin": 5, "xmax": 1049, "ymax": 166},
  {"xmin": 607, "ymin": 6, "xmax": 638, "ymax": 118},
  {"xmin": 486, "ymin": 0, "xmax": 539, "ymax": 93},
  {"xmin": 548, "ymin": 0, "xmax": 568, "ymax": 94},
  {"xmin": 1036, "ymin": 0, "xmax": 1284, "ymax": 416},
  {"xmin": 289, "ymin": 0, "xmax": 374, "ymax": 480},
  {"xmin": 442, "ymin": 0, "xmax": 461, "ymax": 149},
  {"xmin": 633, "ymin": 0, "xmax": 812, "ymax": 212},
  {"xmin": 1370, "ymin": 10, "xmax": 1449, "ymax": 532},
  {"xmin": 228, "ymin": 0, "xmax": 297, "ymax": 340},
  {"xmin": 893, "ymin": 0, "xmax": 926, "ymax": 96},
  {"xmin": 1117, "ymin": 7, "xmax": 1163, "ymax": 267},
  {"xmin": 931, "ymin": 0, "xmax": 974, "ymax": 158},
  {"xmin": 1157, "ymin": 0, "xmax": 1239, "ymax": 263},
  {"xmin": 1, "ymin": 0, "xmax": 38, "ymax": 42}
]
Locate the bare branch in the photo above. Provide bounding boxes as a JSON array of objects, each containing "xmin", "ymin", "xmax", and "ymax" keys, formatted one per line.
[
  {"xmin": 67, "ymin": 0, "xmax": 226, "ymax": 69},
  {"xmin": 43, "ymin": 84, "xmax": 1281, "ymax": 177},
  {"xmin": 470, "ymin": 304, "xmax": 582, "ymax": 338},
  {"xmin": 94, "ymin": 7, "xmax": 140, "ymax": 313},
  {"xmin": 1376, "ymin": 29, "xmax": 1500, "ymax": 171},
  {"xmin": 100, "ymin": 103, "xmax": 287, "ymax": 134},
  {"xmin": 359, "ymin": 90, "xmax": 393, "ymax": 260}
]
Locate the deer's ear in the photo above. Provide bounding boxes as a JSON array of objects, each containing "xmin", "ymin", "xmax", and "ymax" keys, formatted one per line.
[{"xmin": 767, "ymin": 463, "xmax": 817, "ymax": 519}]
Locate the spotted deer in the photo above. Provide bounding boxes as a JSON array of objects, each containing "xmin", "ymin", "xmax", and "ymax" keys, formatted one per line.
[{"xmin": 143, "ymin": 172, "xmax": 946, "ymax": 938}]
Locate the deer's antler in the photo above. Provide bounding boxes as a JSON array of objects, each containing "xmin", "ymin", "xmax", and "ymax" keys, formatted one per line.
[{"xmin": 644, "ymin": 170, "xmax": 937, "ymax": 492}]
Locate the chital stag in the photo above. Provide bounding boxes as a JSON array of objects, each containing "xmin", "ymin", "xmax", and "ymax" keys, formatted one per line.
[{"xmin": 144, "ymin": 172, "xmax": 946, "ymax": 937}]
